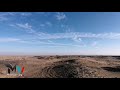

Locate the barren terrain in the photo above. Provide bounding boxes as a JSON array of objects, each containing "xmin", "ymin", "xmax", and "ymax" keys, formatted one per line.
[{"xmin": 0, "ymin": 55, "xmax": 120, "ymax": 78}]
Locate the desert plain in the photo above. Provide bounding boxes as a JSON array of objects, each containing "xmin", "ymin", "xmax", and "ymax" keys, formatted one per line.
[{"xmin": 0, "ymin": 55, "xmax": 120, "ymax": 78}]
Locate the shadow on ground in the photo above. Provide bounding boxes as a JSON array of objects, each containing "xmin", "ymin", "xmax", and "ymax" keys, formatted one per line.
[{"xmin": 102, "ymin": 66, "xmax": 120, "ymax": 72}]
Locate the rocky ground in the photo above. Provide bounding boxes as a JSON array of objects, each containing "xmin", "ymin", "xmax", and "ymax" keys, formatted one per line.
[{"xmin": 0, "ymin": 55, "xmax": 120, "ymax": 78}]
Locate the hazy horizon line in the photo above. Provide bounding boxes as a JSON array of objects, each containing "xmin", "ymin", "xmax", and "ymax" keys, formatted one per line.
[{"xmin": 0, "ymin": 54, "xmax": 120, "ymax": 56}]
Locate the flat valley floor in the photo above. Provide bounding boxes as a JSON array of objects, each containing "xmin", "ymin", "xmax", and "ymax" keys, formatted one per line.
[{"xmin": 0, "ymin": 55, "xmax": 120, "ymax": 78}]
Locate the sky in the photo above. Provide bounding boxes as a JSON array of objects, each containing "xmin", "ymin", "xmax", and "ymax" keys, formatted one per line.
[{"xmin": 0, "ymin": 12, "xmax": 120, "ymax": 55}]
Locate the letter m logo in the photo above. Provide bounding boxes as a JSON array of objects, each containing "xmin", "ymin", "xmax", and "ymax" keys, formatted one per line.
[{"xmin": 5, "ymin": 64, "xmax": 16, "ymax": 74}]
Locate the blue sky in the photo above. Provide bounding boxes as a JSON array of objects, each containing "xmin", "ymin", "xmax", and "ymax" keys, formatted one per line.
[{"xmin": 0, "ymin": 12, "xmax": 120, "ymax": 55}]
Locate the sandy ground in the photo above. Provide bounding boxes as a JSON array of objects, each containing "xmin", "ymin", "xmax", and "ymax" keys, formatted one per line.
[{"xmin": 0, "ymin": 55, "xmax": 120, "ymax": 78}]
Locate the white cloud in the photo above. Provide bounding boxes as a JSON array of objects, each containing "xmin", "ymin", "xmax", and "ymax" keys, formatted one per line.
[
  {"xmin": 0, "ymin": 12, "xmax": 32, "ymax": 22},
  {"xmin": 36, "ymin": 12, "xmax": 45, "ymax": 15},
  {"xmin": 0, "ymin": 37, "xmax": 32, "ymax": 44},
  {"xmin": 40, "ymin": 24, "xmax": 45, "ymax": 27},
  {"xmin": 72, "ymin": 36, "xmax": 82, "ymax": 42},
  {"xmin": 20, "ymin": 13, "xmax": 32, "ymax": 16},
  {"xmin": 8, "ymin": 23, "xmax": 120, "ymax": 42},
  {"xmin": 55, "ymin": 12, "xmax": 66, "ymax": 20},
  {"xmin": 0, "ymin": 14, "xmax": 8, "ymax": 21},
  {"xmin": 36, "ymin": 12, "xmax": 52, "ymax": 17},
  {"xmin": 16, "ymin": 23, "xmax": 35, "ymax": 33},
  {"xmin": 0, "ymin": 38, "xmax": 21, "ymax": 42},
  {"xmin": 0, "ymin": 16, "xmax": 8, "ymax": 21},
  {"xmin": 25, "ymin": 40, "xmax": 86, "ymax": 47},
  {"xmin": 0, "ymin": 12, "xmax": 15, "ymax": 16},
  {"xmin": 0, "ymin": 12, "xmax": 16, "ymax": 21},
  {"xmin": 31, "ymin": 32, "xmax": 120, "ymax": 45},
  {"xmin": 46, "ymin": 21, "xmax": 52, "ymax": 27},
  {"xmin": 9, "ymin": 22, "xmax": 120, "ymax": 48},
  {"xmin": 0, "ymin": 12, "xmax": 31, "ymax": 22},
  {"xmin": 16, "ymin": 23, "xmax": 32, "ymax": 30},
  {"xmin": 40, "ymin": 22, "xmax": 52, "ymax": 28},
  {"xmin": 7, "ymin": 12, "xmax": 15, "ymax": 16},
  {"xmin": 35, "ymin": 32, "xmax": 86, "ymax": 40}
]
